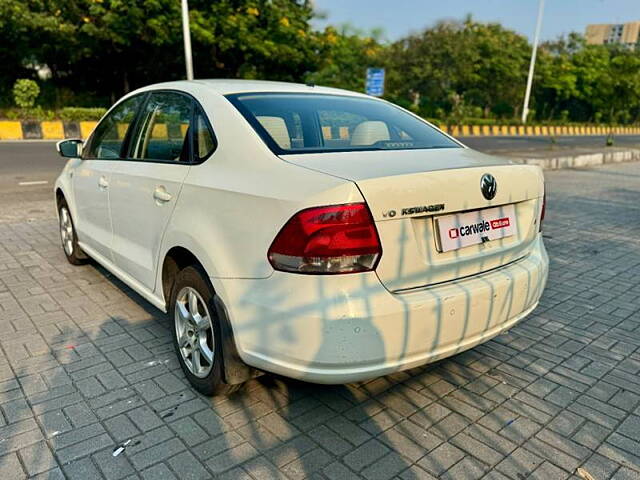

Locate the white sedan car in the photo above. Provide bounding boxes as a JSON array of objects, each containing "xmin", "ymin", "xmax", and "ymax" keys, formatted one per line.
[{"xmin": 55, "ymin": 80, "xmax": 548, "ymax": 395}]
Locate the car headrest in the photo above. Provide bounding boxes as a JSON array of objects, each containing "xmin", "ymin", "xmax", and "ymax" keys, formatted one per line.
[
  {"xmin": 257, "ymin": 116, "xmax": 291, "ymax": 149},
  {"xmin": 350, "ymin": 121, "xmax": 390, "ymax": 146}
]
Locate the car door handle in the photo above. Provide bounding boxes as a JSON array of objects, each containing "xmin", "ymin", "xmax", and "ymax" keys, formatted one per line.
[
  {"xmin": 153, "ymin": 186, "xmax": 172, "ymax": 203},
  {"xmin": 98, "ymin": 176, "xmax": 109, "ymax": 190}
]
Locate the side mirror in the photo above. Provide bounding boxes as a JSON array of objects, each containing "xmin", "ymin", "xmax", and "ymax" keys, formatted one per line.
[{"xmin": 56, "ymin": 139, "xmax": 83, "ymax": 158}]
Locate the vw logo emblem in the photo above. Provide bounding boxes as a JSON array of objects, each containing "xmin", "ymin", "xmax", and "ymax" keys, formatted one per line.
[{"xmin": 480, "ymin": 173, "xmax": 497, "ymax": 200}]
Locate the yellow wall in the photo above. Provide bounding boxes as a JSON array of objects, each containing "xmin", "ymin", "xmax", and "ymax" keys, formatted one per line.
[
  {"xmin": 79, "ymin": 121, "xmax": 98, "ymax": 139},
  {"xmin": 0, "ymin": 121, "xmax": 23, "ymax": 140},
  {"xmin": 41, "ymin": 121, "xmax": 65, "ymax": 140}
]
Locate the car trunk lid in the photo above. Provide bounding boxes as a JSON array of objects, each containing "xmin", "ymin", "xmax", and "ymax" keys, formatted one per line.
[{"xmin": 282, "ymin": 148, "xmax": 544, "ymax": 291}]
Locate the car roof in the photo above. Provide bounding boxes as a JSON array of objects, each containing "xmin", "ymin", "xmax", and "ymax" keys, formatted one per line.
[{"xmin": 134, "ymin": 79, "xmax": 369, "ymax": 98}]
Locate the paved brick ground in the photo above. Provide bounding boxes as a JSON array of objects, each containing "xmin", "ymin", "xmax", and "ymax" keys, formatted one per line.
[{"xmin": 0, "ymin": 161, "xmax": 639, "ymax": 479}]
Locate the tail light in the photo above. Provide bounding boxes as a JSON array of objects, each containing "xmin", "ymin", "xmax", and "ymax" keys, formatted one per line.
[
  {"xmin": 268, "ymin": 203, "xmax": 382, "ymax": 274},
  {"xmin": 539, "ymin": 192, "xmax": 546, "ymax": 232}
]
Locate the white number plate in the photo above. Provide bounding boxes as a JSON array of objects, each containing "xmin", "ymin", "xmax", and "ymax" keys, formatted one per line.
[{"xmin": 435, "ymin": 205, "xmax": 517, "ymax": 252}]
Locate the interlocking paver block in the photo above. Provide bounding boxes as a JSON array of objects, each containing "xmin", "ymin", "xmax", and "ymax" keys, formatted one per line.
[
  {"xmin": 92, "ymin": 447, "xmax": 135, "ymax": 480},
  {"xmin": 495, "ymin": 446, "xmax": 544, "ymax": 478},
  {"xmin": 441, "ymin": 457, "xmax": 488, "ymax": 480},
  {"xmin": 612, "ymin": 466, "xmax": 640, "ymax": 480},
  {"xmin": 0, "ymin": 428, "xmax": 44, "ymax": 456},
  {"xmin": 0, "ymin": 452, "xmax": 26, "ymax": 479},
  {"xmin": 63, "ymin": 401, "xmax": 99, "ymax": 427},
  {"xmin": 167, "ymin": 451, "xmax": 210, "ymax": 480},
  {"xmin": 362, "ymin": 452, "xmax": 409, "ymax": 480},
  {"xmin": 56, "ymin": 433, "xmax": 113, "ymax": 464},
  {"xmin": 130, "ymin": 438, "xmax": 186, "ymax": 470},
  {"xmin": 258, "ymin": 411, "xmax": 300, "ymax": 441},
  {"xmin": 62, "ymin": 457, "xmax": 103, "ymax": 480},
  {"xmin": 2, "ymin": 157, "xmax": 640, "ymax": 478},
  {"xmin": 416, "ymin": 442, "xmax": 465, "ymax": 476},
  {"xmin": 617, "ymin": 415, "xmax": 640, "ymax": 440},
  {"xmin": 18, "ymin": 441, "xmax": 58, "ymax": 476},
  {"xmin": 205, "ymin": 442, "xmax": 259, "ymax": 474},
  {"xmin": 343, "ymin": 439, "xmax": 390, "ymax": 472},
  {"xmin": 104, "ymin": 414, "xmax": 141, "ymax": 442},
  {"xmin": 378, "ymin": 428, "xmax": 428, "ymax": 463},
  {"xmin": 281, "ymin": 447, "xmax": 333, "ymax": 479},
  {"xmin": 76, "ymin": 376, "xmax": 106, "ymax": 398},
  {"xmin": 578, "ymin": 453, "xmax": 620, "ymax": 480},
  {"xmin": 140, "ymin": 463, "xmax": 178, "ymax": 480},
  {"xmin": 126, "ymin": 405, "xmax": 163, "ymax": 432}
]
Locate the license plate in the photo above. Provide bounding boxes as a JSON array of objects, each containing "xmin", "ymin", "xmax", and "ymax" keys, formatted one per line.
[{"xmin": 435, "ymin": 205, "xmax": 517, "ymax": 252}]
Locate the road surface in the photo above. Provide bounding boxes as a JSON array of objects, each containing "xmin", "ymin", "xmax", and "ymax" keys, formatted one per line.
[
  {"xmin": 0, "ymin": 141, "xmax": 62, "ymax": 222},
  {"xmin": 0, "ymin": 152, "xmax": 638, "ymax": 478},
  {"xmin": 460, "ymin": 134, "xmax": 640, "ymax": 153},
  {"xmin": 1, "ymin": 135, "xmax": 639, "ymax": 221}
]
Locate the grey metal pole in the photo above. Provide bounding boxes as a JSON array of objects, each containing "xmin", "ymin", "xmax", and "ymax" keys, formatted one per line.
[
  {"xmin": 521, "ymin": 0, "xmax": 545, "ymax": 124},
  {"xmin": 181, "ymin": 0, "xmax": 194, "ymax": 80}
]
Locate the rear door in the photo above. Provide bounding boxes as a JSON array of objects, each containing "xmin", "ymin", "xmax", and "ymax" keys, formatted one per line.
[
  {"xmin": 108, "ymin": 91, "xmax": 201, "ymax": 290},
  {"xmin": 75, "ymin": 94, "xmax": 144, "ymax": 261}
]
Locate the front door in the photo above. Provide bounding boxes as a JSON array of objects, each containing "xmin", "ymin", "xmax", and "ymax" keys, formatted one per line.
[
  {"xmin": 109, "ymin": 91, "xmax": 193, "ymax": 290},
  {"xmin": 72, "ymin": 159, "xmax": 113, "ymax": 260},
  {"xmin": 75, "ymin": 94, "xmax": 144, "ymax": 261}
]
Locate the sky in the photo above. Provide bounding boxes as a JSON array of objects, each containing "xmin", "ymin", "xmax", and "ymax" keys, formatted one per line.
[{"xmin": 312, "ymin": 0, "xmax": 640, "ymax": 42}]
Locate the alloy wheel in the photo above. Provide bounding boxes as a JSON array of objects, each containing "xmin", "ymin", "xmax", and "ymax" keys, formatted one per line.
[
  {"xmin": 59, "ymin": 207, "xmax": 74, "ymax": 256},
  {"xmin": 174, "ymin": 286, "xmax": 215, "ymax": 378}
]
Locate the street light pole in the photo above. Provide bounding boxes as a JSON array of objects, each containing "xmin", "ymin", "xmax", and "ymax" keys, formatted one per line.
[
  {"xmin": 521, "ymin": 0, "xmax": 545, "ymax": 124},
  {"xmin": 181, "ymin": 0, "xmax": 194, "ymax": 80}
]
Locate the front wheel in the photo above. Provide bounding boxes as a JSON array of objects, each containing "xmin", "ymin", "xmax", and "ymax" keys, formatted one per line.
[
  {"xmin": 58, "ymin": 200, "xmax": 88, "ymax": 265},
  {"xmin": 170, "ymin": 266, "xmax": 239, "ymax": 396}
]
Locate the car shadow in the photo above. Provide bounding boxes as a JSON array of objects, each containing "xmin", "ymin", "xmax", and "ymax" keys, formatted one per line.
[{"xmin": 13, "ymin": 227, "xmax": 546, "ymax": 478}]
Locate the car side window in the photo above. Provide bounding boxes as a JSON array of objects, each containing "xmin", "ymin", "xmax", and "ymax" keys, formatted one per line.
[
  {"xmin": 131, "ymin": 92, "xmax": 192, "ymax": 162},
  {"xmin": 193, "ymin": 109, "xmax": 216, "ymax": 161},
  {"xmin": 84, "ymin": 95, "xmax": 144, "ymax": 159}
]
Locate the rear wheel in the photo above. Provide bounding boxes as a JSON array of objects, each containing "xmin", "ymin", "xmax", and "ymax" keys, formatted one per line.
[
  {"xmin": 170, "ymin": 265, "xmax": 239, "ymax": 396},
  {"xmin": 58, "ymin": 200, "xmax": 88, "ymax": 265}
]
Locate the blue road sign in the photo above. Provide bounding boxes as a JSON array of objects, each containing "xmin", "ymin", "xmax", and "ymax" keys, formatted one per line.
[{"xmin": 365, "ymin": 68, "xmax": 385, "ymax": 97}]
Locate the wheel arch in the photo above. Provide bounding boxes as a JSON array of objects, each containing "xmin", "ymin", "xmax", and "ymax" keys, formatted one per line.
[
  {"xmin": 161, "ymin": 246, "xmax": 204, "ymax": 306},
  {"xmin": 55, "ymin": 188, "xmax": 65, "ymax": 209},
  {"xmin": 54, "ymin": 184, "xmax": 79, "ymax": 227},
  {"xmin": 160, "ymin": 245, "xmax": 258, "ymax": 386}
]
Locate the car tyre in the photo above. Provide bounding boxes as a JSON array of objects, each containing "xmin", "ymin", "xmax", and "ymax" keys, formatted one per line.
[
  {"xmin": 170, "ymin": 265, "xmax": 240, "ymax": 396},
  {"xmin": 58, "ymin": 199, "xmax": 89, "ymax": 265}
]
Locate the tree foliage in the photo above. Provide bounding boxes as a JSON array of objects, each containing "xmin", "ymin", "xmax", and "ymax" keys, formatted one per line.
[
  {"xmin": 381, "ymin": 18, "xmax": 530, "ymax": 120},
  {"xmin": 379, "ymin": 18, "xmax": 640, "ymax": 124},
  {"xmin": 1, "ymin": 3, "xmax": 639, "ymax": 125},
  {"xmin": 305, "ymin": 25, "xmax": 384, "ymax": 92},
  {"xmin": 535, "ymin": 34, "xmax": 640, "ymax": 124},
  {"xmin": 0, "ymin": 0, "xmax": 325, "ymax": 104},
  {"xmin": 13, "ymin": 78, "xmax": 40, "ymax": 108}
]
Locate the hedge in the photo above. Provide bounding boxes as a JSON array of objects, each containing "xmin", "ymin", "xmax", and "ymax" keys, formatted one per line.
[{"xmin": 0, "ymin": 107, "xmax": 107, "ymax": 122}]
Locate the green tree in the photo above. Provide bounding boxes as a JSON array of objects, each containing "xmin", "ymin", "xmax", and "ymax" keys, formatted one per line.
[
  {"xmin": 599, "ymin": 49, "xmax": 640, "ymax": 125},
  {"xmin": 0, "ymin": 0, "xmax": 326, "ymax": 104},
  {"xmin": 462, "ymin": 21, "xmax": 530, "ymax": 118},
  {"xmin": 535, "ymin": 48, "xmax": 578, "ymax": 120},
  {"xmin": 383, "ymin": 18, "xmax": 530, "ymax": 120},
  {"xmin": 12, "ymin": 78, "xmax": 40, "ymax": 108},
  {"xmin": 188, "ymin": 0, "xmax": 325, "ymax": 81},
  {"xmin": 305, "ymin": 25, "xmax": 384, "ymax": 93}
]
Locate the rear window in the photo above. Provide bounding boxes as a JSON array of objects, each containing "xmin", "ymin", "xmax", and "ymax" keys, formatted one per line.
[{"xmin": 226, "ymin": 93, "xmax": 460, "ymax": 154}]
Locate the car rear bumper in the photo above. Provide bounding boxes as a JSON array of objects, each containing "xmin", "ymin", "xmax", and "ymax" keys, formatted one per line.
[{"xmin": 215, "ymin": 235, "xmax": 548, "ymax": 384}]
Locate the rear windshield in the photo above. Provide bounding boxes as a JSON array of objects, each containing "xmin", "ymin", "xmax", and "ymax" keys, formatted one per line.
[{"xmin": 226, "ymin": 93, "xmax": 460, "ymax": 154}]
